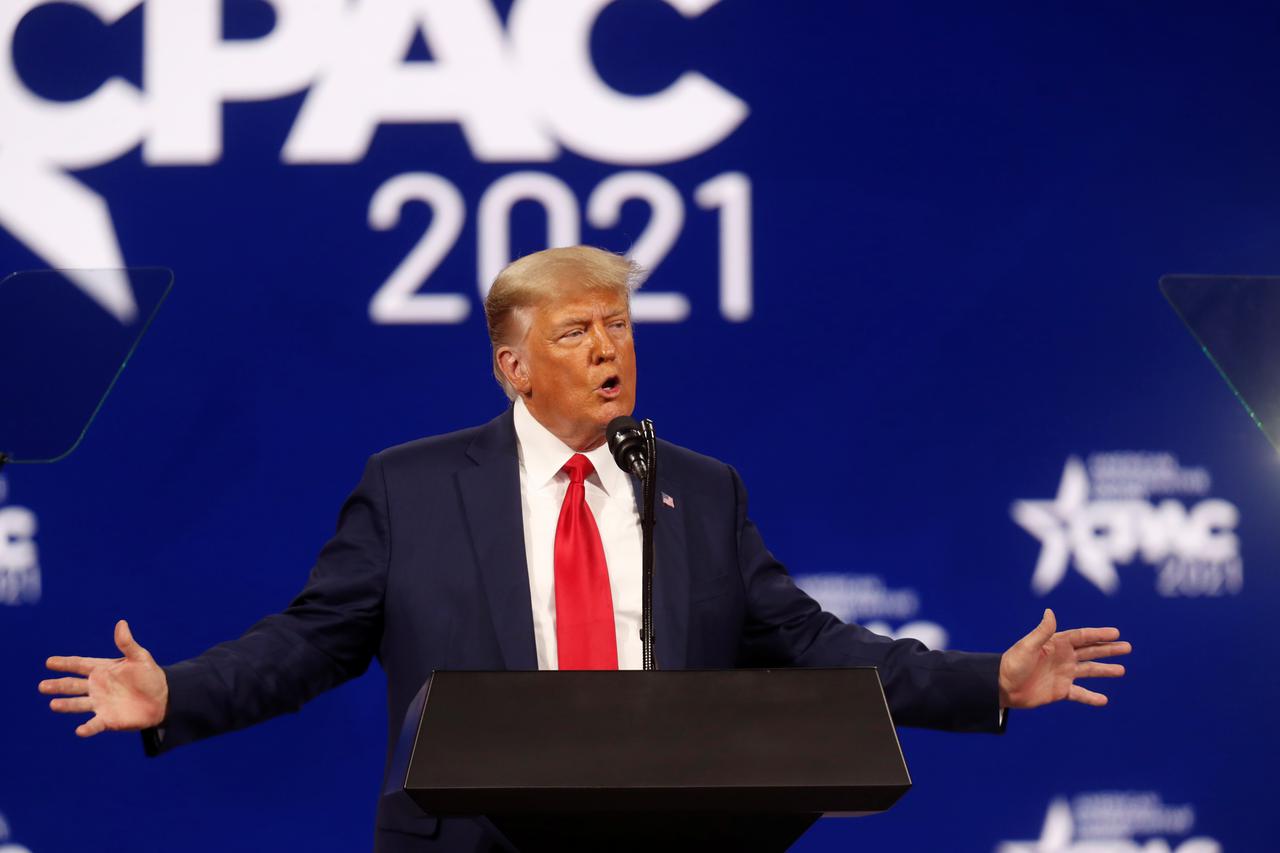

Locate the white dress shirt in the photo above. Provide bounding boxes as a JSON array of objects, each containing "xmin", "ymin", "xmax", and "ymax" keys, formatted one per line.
[{"xmin": 512, "ymin": 397, "xmax": 643, "ymax": 670}]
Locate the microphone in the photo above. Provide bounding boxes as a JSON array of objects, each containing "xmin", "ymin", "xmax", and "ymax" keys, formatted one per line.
[
  {"xmin": 608, "ymin": 414, "xmax": 658, "ymax": 671},
  {"xmin": 607, "ymin": 416, "xmax": 648, "ymax": 478}
]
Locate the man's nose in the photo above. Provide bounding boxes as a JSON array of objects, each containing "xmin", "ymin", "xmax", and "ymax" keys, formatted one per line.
[{"xmin": 590, "ymin": 322, "xmax": 617, "ymax": 361}]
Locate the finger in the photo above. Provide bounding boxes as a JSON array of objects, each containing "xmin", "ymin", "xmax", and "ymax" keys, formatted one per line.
[
  {"xmin": 1076, "ymin": 641, "xmax": 1132, "ymax": 661},
  {"xmin": 1020, "ymin": 608, "xmax": 1057, "ymax": 648},
  {"xmin": 39, "ymin": 677, "xmax": 89, "ymax": 696},
  {"xmin": 1067, "ymin": 684, "xmax": 1109, "ymax": 706},
  {"xmin": 115, "ymin": 620, "xmax": 151, "ymax": 663},
  {"xmin": 50, "ymin": 696, "xmax": 94, "ymax": 714},
  {"xmin": 76, "ymin": 715, "xmax": 107, "ymax": 738},
  {"xmin": 46, "ymin": 656, "xmax": 115, "ymax": 676},
  {"xmin": 1060, "ymin": 626, "xmax": 1121, "ymax": 647},
  {"xmin": 1075, "ymin": 661, "xmax": 1125, "ymax": 679}
]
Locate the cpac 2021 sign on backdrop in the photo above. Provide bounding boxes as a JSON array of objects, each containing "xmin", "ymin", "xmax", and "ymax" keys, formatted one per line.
[
  {"xmin": 1, "ymin": 0, "xmax": 752, "ymax": 325},
  {"xmin": 4, "ymin": 2, "xmax": 1278, "ymax": 851}
]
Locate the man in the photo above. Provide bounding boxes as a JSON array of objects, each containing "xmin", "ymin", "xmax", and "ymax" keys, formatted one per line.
[{"xmin": 39, "ymin": 247, "xmax": 1130, "ymax": 852}]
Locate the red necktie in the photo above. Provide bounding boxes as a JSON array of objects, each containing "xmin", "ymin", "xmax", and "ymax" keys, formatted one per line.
[{"xmin": 554, "ymin": 454, "xmax": 618, "ymax": 670}]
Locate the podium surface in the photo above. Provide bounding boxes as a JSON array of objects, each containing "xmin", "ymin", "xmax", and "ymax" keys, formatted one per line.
[{"xmin": 397, "ymin": 668, "xmax": 911, "ymax": 851}]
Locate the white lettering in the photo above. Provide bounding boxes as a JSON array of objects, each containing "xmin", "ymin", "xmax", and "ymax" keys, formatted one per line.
[
  {"xmin": 0, "ymin": 505, "xmax": 41, "ymax": 605},
  {"xmin": 999, "ymin": 795, "xmax": 1222, "ymax": 853},
  {"xmin": 284, "ymin": 0, "xmax": 553, "ymax": 164},
  {"xmin": 3, "ymin": 0, "xmax": 748, "ymax": 168},
  {"xmin": 476, "ymin": 171, "xmax": 579, "ymax": 297},
  {"xmin": 586, "ymin": 171, "xmax": 689, "ymax": 322},
  {"xmin": 508, "ymin": 0, "xmax": 747, "ymax": 164},
  {"xmin": 695, "ymin": 171, "xmax": 753, "ymax": 321},
  {"xmin": 146, "ymin": 0, "xmax": 344, "ymax": 164},
  {"xmin": 861, "ymin": 619, "xmax": 949, "ymax": 651},
  {"xmin": 367, "ymin": 172, "xmax": 469, "ymax": 324},
  {"xmin": 1013, "ymin": 458, "xmax": 1242, "ymax": 596},
  {"xmin": 0, "ymin": 0, "xmax": 146, "ymax": 167}
]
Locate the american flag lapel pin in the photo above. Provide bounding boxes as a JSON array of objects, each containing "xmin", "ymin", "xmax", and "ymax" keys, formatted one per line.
[{"xmin": 661, "ymin": 492, "xmax": 675, "ymax": 509}]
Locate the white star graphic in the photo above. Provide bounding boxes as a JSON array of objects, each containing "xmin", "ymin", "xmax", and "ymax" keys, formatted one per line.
[
  {"xmin": 997, "ymin": 797, "xmax": 1074, "ymax": 853},
  {"xmin": 0, "ymin": 149, "xmax": 136, "ymax": 324},
  {"xmin": 1011, "ymin": 457, "xmax": 1120, "ymax": 596}
]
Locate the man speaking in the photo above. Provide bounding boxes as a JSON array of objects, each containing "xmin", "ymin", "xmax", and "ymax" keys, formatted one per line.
[{"xmin": 39, "ymin": 246, "xmax": 1130, "ymax": 852}]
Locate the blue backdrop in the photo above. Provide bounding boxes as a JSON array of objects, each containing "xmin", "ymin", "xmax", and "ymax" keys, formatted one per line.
[{"xmin": 3, "ymin": 2, "xmax": 1275, "ymax": 851}]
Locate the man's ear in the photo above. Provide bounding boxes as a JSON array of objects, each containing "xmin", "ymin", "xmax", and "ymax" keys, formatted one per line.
[{"xmin": 496, "ymin": 346, "xmax": 532, "ymax": 396}]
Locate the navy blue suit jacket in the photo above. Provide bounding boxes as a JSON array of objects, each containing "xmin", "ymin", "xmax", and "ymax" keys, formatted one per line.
[{"xmin": 148, "ymin": 409, "xmax": 1001, "ymax": 850}]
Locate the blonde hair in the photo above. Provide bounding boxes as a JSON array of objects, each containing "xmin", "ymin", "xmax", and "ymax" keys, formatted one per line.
[{"xmin": 484, "ymin": 246, "xmax": 641, "ymax": 399}]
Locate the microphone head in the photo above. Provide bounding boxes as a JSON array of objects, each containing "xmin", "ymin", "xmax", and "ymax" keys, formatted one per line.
[
  {"xmin": 607, "ymin": 416, "xmax": 642, "ymax": 445},
  {"xmin": 607, "ymin": 416, "xmax": 648, "ymax": 476}
]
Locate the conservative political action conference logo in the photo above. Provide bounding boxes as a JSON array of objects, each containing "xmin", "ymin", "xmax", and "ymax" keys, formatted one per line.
[
  {"xmin": 996, "ymin": 791, "xmax": 1221, "ymax": 853},
  {"xmin": 794, "ymin": 572, "xmax": 949, "ymax": 650},
  {"xmin": 2, "ymin": 0, "xmax": 754, "ymax": 327},
  {"xmin": 1011, "ymin": 453, "xmax": 1241, "ymax": 598},
  {"xmin": 0, "ymin": 474, "xmax": 41, "ymax": 606}
]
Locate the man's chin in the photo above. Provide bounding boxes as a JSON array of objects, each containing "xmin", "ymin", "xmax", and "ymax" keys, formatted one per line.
[{"xmin": 595, "ymin": 397, "xmax": 636, "ymax": 424}]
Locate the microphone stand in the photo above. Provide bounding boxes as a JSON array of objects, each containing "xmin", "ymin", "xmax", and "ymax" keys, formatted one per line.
[{"xmin": 639, "ymin": 419, "xmax": 657, "ymax": 671}]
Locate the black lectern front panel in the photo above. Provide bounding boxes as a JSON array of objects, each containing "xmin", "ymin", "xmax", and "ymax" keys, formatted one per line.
[{"xmin": 401, "ymin": 668, "xmax": 909, "ymax": 816}]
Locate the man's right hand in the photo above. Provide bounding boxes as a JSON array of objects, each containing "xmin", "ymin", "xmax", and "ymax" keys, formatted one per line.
[{"xmin": 40, "ymin": 620, "xmax": 169, "ymax": 737}]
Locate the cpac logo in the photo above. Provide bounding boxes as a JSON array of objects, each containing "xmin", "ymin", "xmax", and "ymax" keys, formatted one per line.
[
  {"xmin": 0, "ymin": 0, "xmax": 746, "ymax": 317},
  {"xmin": 795, "ymin": 573, "xmax": 949, "ymax": 649},
  {"xmin": 996, "ymin": 793, "xmax": 1220, "ymax": 853},
  {"xmin": 0, "ymin": 476, "xmax": 41, "ymax": 606},
  {"xmin": 1011, "ymin": 454, "xmax": 1240, "ymax": 597}
]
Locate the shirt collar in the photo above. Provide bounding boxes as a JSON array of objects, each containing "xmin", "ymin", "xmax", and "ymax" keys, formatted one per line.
[{"xmin": 512, "ymin": 397, "xmax": 626, "ymax": 496}]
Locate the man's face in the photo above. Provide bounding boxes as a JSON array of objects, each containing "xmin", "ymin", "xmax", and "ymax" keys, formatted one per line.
[{"xmin": 507, "ymin": 283, "xmax": 636, "ymax": 451}]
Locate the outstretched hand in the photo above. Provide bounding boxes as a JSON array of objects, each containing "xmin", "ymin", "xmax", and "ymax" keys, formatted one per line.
[
  {"xmin": 40, "ymin": 620, "xmax": 169, "ymax": 737},
  {"xmin": 999, "ymin": 609, "xmax": 1130, "ymax": 709}
]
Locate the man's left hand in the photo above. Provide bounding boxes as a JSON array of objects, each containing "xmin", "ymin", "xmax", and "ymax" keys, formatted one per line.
[{"xmin": 999, "ymin": 609, "xmax": 1130, "ymax": 709}]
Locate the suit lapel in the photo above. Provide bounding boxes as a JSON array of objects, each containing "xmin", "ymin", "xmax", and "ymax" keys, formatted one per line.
[
  {"xmin": 633, "ymin": 465, "xmax": 690, "ymax": 670},
  {"xmin": 458, "ymin": 411, "xmax": 691, "ymax": 672},
  {"xmin": 457, "ymin": 409, "xmax": 539, "ymax": 671}
]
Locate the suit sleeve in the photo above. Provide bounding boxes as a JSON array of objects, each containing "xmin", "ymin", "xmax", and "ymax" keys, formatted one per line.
[
  {"xmin": 144, "ymin": 454, "xmax": 391, "ymax": 755},
  {"xmin": 728, "ymin": 464, "xmax": 1005, "ymax": 733}
]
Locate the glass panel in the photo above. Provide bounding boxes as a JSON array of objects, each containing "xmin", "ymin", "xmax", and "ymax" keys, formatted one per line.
[
  {"xmin": 1160, "ymin": 275, "xmax": 1280, "ymax": 452},
  {"xmin": 0, "ymin": 268, "xmax": 174, "ymax": 465}
]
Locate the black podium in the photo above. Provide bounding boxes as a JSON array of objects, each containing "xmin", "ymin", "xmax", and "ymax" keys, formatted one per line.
[{"xmin": 392, "ymin": 668, "xmax": 911, "ymax": 852}]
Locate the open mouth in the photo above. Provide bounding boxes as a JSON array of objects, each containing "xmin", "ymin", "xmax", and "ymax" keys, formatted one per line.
[{"xmin": 597, "ymin": 375, "xmax": 622, "ymax": 397}]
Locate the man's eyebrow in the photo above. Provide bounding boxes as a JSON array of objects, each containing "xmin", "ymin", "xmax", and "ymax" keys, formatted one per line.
[{"xmin": 547, "ymin": 308, "xmax": 628, "ymax": 333}]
